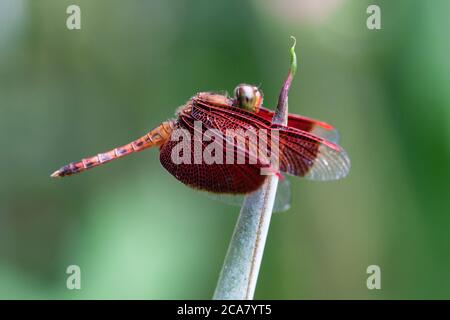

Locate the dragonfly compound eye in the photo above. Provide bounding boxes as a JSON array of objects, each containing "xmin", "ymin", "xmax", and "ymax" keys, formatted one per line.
[{"xmin": 234, "ymin": 84, "xmax": 263, "ymax": 112}]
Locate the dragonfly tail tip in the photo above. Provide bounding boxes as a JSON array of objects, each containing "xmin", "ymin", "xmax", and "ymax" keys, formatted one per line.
[{"xmin": 50, "ymin": 170, "xmax": 61, "ymax": 178}]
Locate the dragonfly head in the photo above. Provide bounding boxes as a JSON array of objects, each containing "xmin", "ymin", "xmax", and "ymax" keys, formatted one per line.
[{"xmin": 233, "ymin": 84, "xmax": 263, "ymax": 113}]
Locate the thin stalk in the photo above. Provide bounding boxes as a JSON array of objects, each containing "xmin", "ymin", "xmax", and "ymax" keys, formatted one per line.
[{"xmin": 213, "ymin": 37, "xmax": 297, "ymax": 300}]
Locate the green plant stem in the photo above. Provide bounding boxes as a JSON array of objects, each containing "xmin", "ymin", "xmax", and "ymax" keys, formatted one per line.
[{"xmin": 213, "ymin": 37, "xmax": 297, "ymax": 300}]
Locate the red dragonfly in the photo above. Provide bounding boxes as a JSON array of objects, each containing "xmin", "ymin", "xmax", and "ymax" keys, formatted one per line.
[{"xmin": 51, "ymin": 84, "xmax": 350, "ymax": 202}]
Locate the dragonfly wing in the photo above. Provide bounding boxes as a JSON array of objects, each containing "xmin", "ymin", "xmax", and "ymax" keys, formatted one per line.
[
  {"xmin": 190, "ymin": 101, "xmax": 279, "ymax": 172},
  {"xmin": 159, "ymin": 121, "xmax": 267, "ymax": 194},
  {"xmin": 258, "ymin": 107, "xmax": 340, "ymax": 143},
  {"xmin": 272, "ymin": 177, "xmax": 291, "ymax": 212},
  {"xmin": 191, "ymin": 100, "xmax": 349, "ymax": 181},
  {"xmin": 202, "ymin": 177, "xmax": 291, "ymax": 213},
  {"xmin": 273, "ymin": 124, "xmax": 350, "ymax": 181}
]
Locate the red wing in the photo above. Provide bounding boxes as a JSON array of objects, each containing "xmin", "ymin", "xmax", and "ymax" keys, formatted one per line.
[
  {"xmin": 193, "ymin": 97, "xmax": 272, "ymax": 129},
  {"xmin": 159, "ymin": 120, "xmax": 267, "ymax": 194},
  {"xmin": 190, "ymin": 99, "xmax": 350, "ymax": 181},
  {"xmin": 191, "ymin": 99, "xmax": 275, "ymax": 168},
  {"xmin": 257, "ymin": 107, "xmax": 340, "ymax": 143},
  {"xmin": 194, "ymin": 98, "xmax": 339, "ymax": 143},
  {"xmin": 273, "ymin": 124, "xmax": 350, "ymax": 181}
]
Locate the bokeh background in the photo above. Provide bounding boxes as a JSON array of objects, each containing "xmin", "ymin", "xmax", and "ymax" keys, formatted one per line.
[{"xmin": 0, "ymin": 0, "xmax": 449, "ymax": 299}]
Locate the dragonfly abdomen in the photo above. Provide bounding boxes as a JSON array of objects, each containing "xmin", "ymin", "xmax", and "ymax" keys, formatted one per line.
[{"xmin": 51, "ymin": 121, "xmax": 174, "ymax": 177}]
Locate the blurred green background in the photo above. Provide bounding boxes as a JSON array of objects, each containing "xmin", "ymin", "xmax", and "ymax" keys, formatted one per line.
[{"xmin": 0, "ymin": 0, "xmax": 449, "ymax": 299}]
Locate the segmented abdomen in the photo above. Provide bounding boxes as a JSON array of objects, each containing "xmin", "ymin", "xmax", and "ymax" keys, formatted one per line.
[{"xmin": 51, "ymin": 121, "xmax": 174, "ymax": 177}]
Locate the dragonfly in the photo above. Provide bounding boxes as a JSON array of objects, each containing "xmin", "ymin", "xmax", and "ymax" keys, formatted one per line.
[{"xmin": 51, "ymin": 84, "xmax": 350, "ymax": 210}]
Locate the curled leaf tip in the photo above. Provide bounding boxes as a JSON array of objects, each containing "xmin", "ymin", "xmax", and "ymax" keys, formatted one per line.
[
  {"xmin": 290, "ymin": 35, "xmax": 296, "ymax": 47},
  {"xmin": 289, "ymin": 36, "xmax": 297, "ymax": 76}
]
